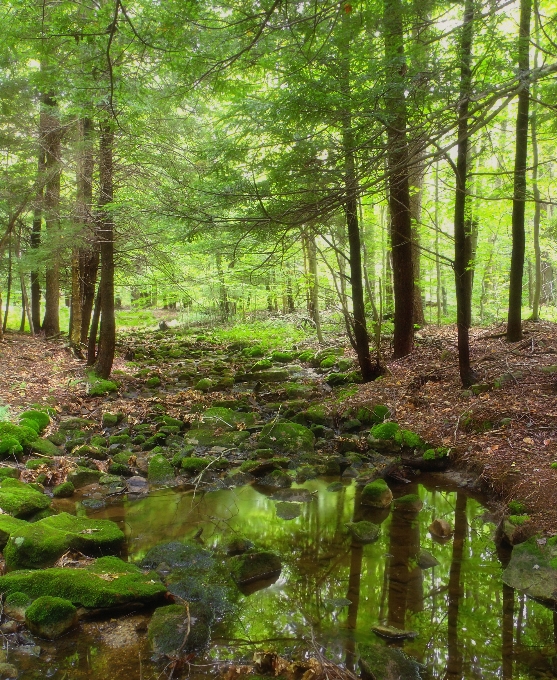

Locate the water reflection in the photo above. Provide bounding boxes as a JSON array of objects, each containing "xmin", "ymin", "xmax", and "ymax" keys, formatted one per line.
[{"xmin": 16, "ymin": 478, "xmax": 557, "ymax": 679}]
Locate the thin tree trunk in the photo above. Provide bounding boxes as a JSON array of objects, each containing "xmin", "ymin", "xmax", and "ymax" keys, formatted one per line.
[
  {"xmin": 305, "ymin": 232, "xmax": 324, "ymax": 344},
  {"xmin": 453, "ymin": 0, "xmax": 476, "ymax": 387},
  {"xmin": 2, "ymin": 236, "xmax": 12, "ymax": 333},
  {"xmin": 530, "ymin": 6, "xmax": 542, "ymax": 321},
  {"xmin": 94, "ymin": 122, "xmax": 116, "ymax": 378},
  {"xmin": 507, "ymin": 0, "xmax": 532, "ymax": 341},
  {"xmin": 384, "ymin": 0, "xmax": 414, "ymax": 358},
  {"xmin": 30, "ymin": 148, "xmax": 45, "ymax": 333},
  {"xmin": 409, "ymin": 154, "xmax": 426, "ymax": 326},
  {"xmin": 435, "ymin": 162, "xmax": 442, "ymax": 325},
  {"xmin": 87, "ymin": 284, "xmax": 101, "ymax": 365},
  {"xmin": 41, "ymin": 92, "xmax": 62, "ymax": 337}
]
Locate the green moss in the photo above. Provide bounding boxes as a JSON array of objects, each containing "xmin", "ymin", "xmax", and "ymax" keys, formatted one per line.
[
  {"xmin": 370, "ymin": 422, "xmax": 400, "ymax": 440},
  {"xmin": 186, "ymin": 429, "xmax": 250, "ymax": 448},
  {"xmin": 101, "ymin": 413, "xmax": 119, "ymax": 428},
  {"xmin": 298, "ymin": 350, "xmax": 315, "ymax": 362},
  {"xmin": 239, "ymin": 460, "xmax": 260, "ymax": 473},
  {"xmin": 67, "ymin": 467, "xmax": 102, "ymax": 488},
  {"xmin": 148, "ymin": 454, "xmax": 175, "ymax": 485},
  {"xmin": 52, "ymin": 482, "xmax": 75, "ymax": 498},
  {"xmin": 242, "ymin": 345, "xmax": 265, "ymax": 357},
  {"xmin": 509, "ymin": 515, "xmax": 530, "ymax": 526},
  {"xmin": 252, "ymin": 359, "xmax": 273, "ymax": 371},
  {"xmin": 198, "ymin": 407, "xmax": 256, "ymax": 431},
  {"xmin": 19, "ymin": 410, "xmax": 50, "ymax": 433},
  {"xmin": 25, "ymin": 458, "xmax": 53, "ymax": 470},
  {"xmin": 146, "ymin": 376, "xmax": 161, "ymax": 388},
  {"xmin": 195, "ymin": 378, "xmax": 213, "ymax": 392},
  {"xmin": 19, "ymin": 417, "xmax": 40, "ymax": 433},
  {"xmin": 320, "ymin": 356, "xmax": 337, "ymax": 369},
  {"xmin": 72, "ymin": 445, "xmax": 108, "ymax": 461},
  {"xmin": 181, "ymin": 457, "xmax": 213, "ymax": 474},
  {"xmin": 0, "ymin": 438, "xmax": 24, "ymax": 458},
  {"xmin": 0, "ymin": 515, "xmax": 29, "ymax": 550},
  {"xmin": 0, "ymin": 467, "xmax": 19, "ymax": 481},
  {"xmin": 394, "ymin": 493, "xmax": 421, "ymax": 504},
  {"xmin": 395, "ymin": 429, "xmax": 424, "ymax": 448},
  {"xmin": 551, "ymin": 462, "xmax": 557, "ymax": 469},
  {"xmin": 107, "ymin": 463, "xmax": 131, "ymax": 477},
  {"xmin": 259, "ymin": 422, "xmax": 315, "ymax": 454},
  {"xmin": 162, "ymin": 416, "xmax": 183, "ymax": 429},
  {"xmin": 86, "ymin": 372, "xmax": 119, "ymax": 397},
  {"xmin": 0, "ymin": 479, "xmax": 51, "ymax": 517},
  {"xmin": 0, "ymin": 557, "xmax": 166, "ymax": 608},
  {"xmin": 508, "ymin": 500, "xmax": 527, "ymax": 515},
  {"xmin": 0, "ymin": 423, "xmax": 39, "ymax": 448},
  {"xmin": 47, "ymin": 431, "xmax": 65, "ymax": 446},
  {"xmin": 4, "ymin": 512, "xmax": 125, "ymax": 570},
  {"xmin": 362, "ymin": 478, "xmax": 389, "ymax": 500},
  {"xmin": 28, "ymin": 438, "xmax": 61, "ymax": 457},
  {"xmin": 108, "ymin": 434, "xmax": 131, "ymax": 445},
  {"xmin": 25, "ymin": 596, "xmax": 77, "ymax": 639},
  {"xmin": 422, "ymin": 447, "xmax": 449, "ymax": 460}
]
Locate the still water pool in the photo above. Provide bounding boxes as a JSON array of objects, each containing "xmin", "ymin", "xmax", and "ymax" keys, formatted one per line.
[{"xmin": 12, "ymin": 476, "xmax": 557, "ymax": 679}]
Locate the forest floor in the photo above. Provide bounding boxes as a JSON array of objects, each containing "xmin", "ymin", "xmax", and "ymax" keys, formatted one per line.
[{"xmin": 1, "ymin": 319, "xmax": 556, "ymax": 531}]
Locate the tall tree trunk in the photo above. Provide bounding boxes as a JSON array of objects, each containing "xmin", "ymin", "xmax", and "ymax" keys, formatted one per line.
[
  {"xmin": 453, "ymin": 0, "xmax": 476, "ymax": 387},
  {"xmin": 30, "ymin": 148, "xmax": 45, "ymax": 333},
  {"xmin": 507, "ymin": 0, "xmax": 532, "ymax": 341},
  {"xmin": 435, "ymin": 162, "xmax": 442, "ymax": 325},
  {"xmin": 41, "ymin": 93, "xmax": 62, "ymax": 337},
  {"xmin": 80, "ymin": 249, "xmax": 99, "ymax": 344},
  {"xmin": 446, "ymin": 492, "xmax": 468, "ymax": 679},
  {"xmin": 2, "ymin": 237, "xmax": 12, "ymax": 333},
  {"xmin": 340, "ymin": 13, "xmax": 375, "ymax": 380},
  {"xmin": 305, "ymin": 232, "xmax": 324, "ymax": 344},
  {"xmin": 530, "ymin": 5, "xmax": 542, "ymax": 321},
  {"xmin": 384, "ymin": 0, "xmax": 414, "ymax": 358},
  {"xmin": 409, "ymin": 155, "xmax": 426, "ymax": 326},
  {"xmin": 94, "ymin": 122, "xmax": 116, "ymax": 378}
]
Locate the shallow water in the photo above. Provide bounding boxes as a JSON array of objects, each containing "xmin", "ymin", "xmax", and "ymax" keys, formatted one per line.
[{"xmin": 12, "ymin": 476, "xmax": 557, "ymax": 679}]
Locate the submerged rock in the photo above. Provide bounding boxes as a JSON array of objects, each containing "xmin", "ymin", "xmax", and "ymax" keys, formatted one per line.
[
  {"xmin": 67, "ymin": 467, "xmax": 102, "ymax": 489},
  {"xmin": 4, "ymin": 512, "xmax": 125, "ymax": 570},
  {"xmin": 346, "ymin": 521, "xmax": 380, "ymax": 544},
  {"xmin": 269, "ymin": 488, "xmax": 314, "ymax": 503},
  {"xmin": 148, "ymin": 601, "xmax": 214, "ymax": 656},
  {"xmin": 359, "ymin": 642, "xmax": 422, "ymax": 680},
  {"xmin": 141, "ymin": 541, "xmax": 214, "ymax": 571},
  {"xmin": 502, "ymin": 536, "xmax": 557, "ymax": 606},
  {"xmin": 0, "ymin": 556, "xmax": 166, "ymax": 608},
  {"xmin": 258, "ymin": 470, "xmax": 292, "ymax": 489},
  {"xmin": 275, "ymin": 502, "xmax": 301, "ymax": 520},
  {"xmin": 228, "ymin": 551, "xmax": 282, "ymax": 586},
  {"xmin": 25, "ymin": 596, "xmax": 77, "ymax": 639}
]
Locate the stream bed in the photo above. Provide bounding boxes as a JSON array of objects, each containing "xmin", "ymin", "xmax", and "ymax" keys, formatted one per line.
[{"xmin": 10, "ymin": 475, "xmax": 557, "ymax": 680}]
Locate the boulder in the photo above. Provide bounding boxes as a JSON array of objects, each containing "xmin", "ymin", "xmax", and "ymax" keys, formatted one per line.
[
  {"xmin": 259, "ymin": 423, "xmax": 315, "ymax": 455},
  {"xmin": 502, "ymin": 536, "xmax": 557, "ymax": 606},
  {"xmin": 228, "ymin": 551, "xmax": 282, "ymax": 586},
  {"xmin": 148, "ymin": 603, "xmax": 212, "ymax": 656},
  {"xmin": 147, "ymin": 454, "xmax": 175, "ymax": 485},
  {"xmin": 0, "ymin": 479, "xmax": 51, "ymax": 518},
  {"xmin": 67, "ymin": 467, "xmax": 102, "ymax": 489},
  {"xmin": 4, "ymin": 512, "xmax": 125, "ymax": 570},
  {"xmin": 361, "ymin": 479, "xmax": 393, "ymax": 508},
  {"xmin": 0, "ymin": 556, "xmax": 166, "ymax": 608},
  {"xmin": 25, "ymin": 596, "xmax": 77, "ymax": 639}
]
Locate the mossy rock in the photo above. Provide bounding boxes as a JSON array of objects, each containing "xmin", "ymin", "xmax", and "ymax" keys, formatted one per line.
[
  {"xmin": 259, "ymin": 423, "xmax": 314, "ymax": 454},
  {"xmin": 181, "ymin": 457, "xmax": 212, "ymax": 475},
  {"xmin": 196, "ymin": 408, "xmax": 256, "ymax": 432},
  {"xmin": 19, "ymin": 417, "xmax": 40, "ymax": 433},
  {"xmin": 296, "ymin": 404, "xmax": 328, "ymax": 426},
  {"xmin": 148, "ymin": 454, "xmax": 175, "ymax": 485},
  {"xmin": 251, "ymin": 359, "xmax": 273, "ymax": 371},
  {"xmin": 99, "ymin": 474, "xmax": 125, "ymax": 486},
  {"xmin": 142, "ymin": 433, "xmax": 167, "ymax": 451},
  {"xmin": 395, "ymin": 429, "xmax": 425, "ymax": 448},
  {"xmin": 370, "ymin": 422, "xmax": 400, "ymax": 440},
  {"xmin": 185, "ymin": 429, "xmax": 250, "ymax": 449},
  {"xmin": 502, "ymin": 536, "xmax": 557, "ymax": 606},
  {"xmin": 28, "ymin": 438, "xmax": 61, "ymax": 457},
  {"xmin": 361, "ymin": 479, "xmax": 393, "ymax": 508},
  {"xmin": 0, "ymin": 479, "xmax": 51, "ymax": 518},
  {"xmin": 241, "ymin": 345, "xmax": 265, "ymax": 357},
  {"xmin": 236, "ymin": 370, "xmax": 289, "ymax": 384},
  {"xmin": 108, "ymin": 434, "xmax": 131, "ymax": 446},
  {"xmin": 161, "ymin": 415, "xmax": 184, "ymax": 429},
  {"xmin": 58, "ymin": 418, "xmax": 95, "ymax": 431},
  {"xmin": 270, "ymin": 351, "xmax": 295, "ymax": 363},
  {"xmin": 320, "ymin": 356, "xmax": 337, "ymax": 369},
  {"xmin": 0, "ymin": 422, "xmax": 38, "ymax": 450},
  {"xmin": 508, "ymin": 500, "xmax": 527, "ymax": 515},
  {"xmin": 0, "ymin": 467, "xmax": 19, "ymax": 481},
  {"xmin": 0, "ymin": 556, "xmax": 166, "ymax": 608},
  {"xmin": 87, "ymin": 374, "xmax": 119, "ymax": 396},
  {"xmin": 4, "ymin": 511, "xmax": 125, "ymax": 570},
  {"xmin": 195, "ymin": 378, "xmax": 213, "ymax": 392},
  {"xmin": 19, "ymin": 410, "xmax": 50, "ymax": 433},
  {"xmin": 72, "ymin": 445, "xmax": 108, "ymax": 461},
  {"xmin": 297, "ymin": 350, "xmax": 315, "ymax": 362},
  {"xmin": 25, "ymin": 458, "xmax": 53, "ymax": 470},
  {"xmin": 4, "ymin": 591, "xmax": 32, "ymax": 621},
  {"xmin": 47, "ymin": 431, "xmax": 65, "ymax": 446},
  {"xmin": 149, "ymin": 603, "xmax": 211, "ymax": 656},
  {"xmin": 140, "ymin": 541, "xmax": 215, "ymax": 571},
  {"xmin": 90, "ymin": 435, "xmax": 108, "ymax": 447},
  {"xmin": 107, "ymin": 463, "xmax": 132, "ymax": 477},
  {"xmin": 52, "ymin": 481, "xmax": 75, "ymax": 498},
  {"xmin": 101, "ymin": 413, "xmax": 120, "ymax": 428},
  {"xmin": 146, "ymin": 376, "xmax": 162, "ymax": 388},
  {"xmin": 346, "ymin": 521, "xmax": 380, "ymax": 544},
  {"xmin": 0, "ymin": 515, "xmax": 29, "ymax": 551},
  {"xmin": 228, "ymin": 551, "xmax": 282, "ymax": 586},
  {"xmin": 25, "ymin": 596, "xmax": 77, "ymax": 639},
  {"xmin": 258, "ymin": 469, "xmax": 292, "ymax": 489},
  {"xmin": 67, "ymin": 467, "xmax": 102, "ymax": 489}
]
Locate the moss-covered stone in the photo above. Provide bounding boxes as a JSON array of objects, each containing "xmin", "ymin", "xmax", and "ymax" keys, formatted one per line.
[
  {"xmin": 228, "ymin": 551, "xmax": 282, "ymax": 586},
  {"xmin": 101, "ymin": 412, "xmax": 119, "ymax": 428},
  {"xmin": 258, "ymin": 469, "xmax": 292, "ymax": 489},
  {"xmin": 359, "ymin": 643, "xmax": 421, "ymax": 680},
  {"xmin": 370, "ymin": 422, "xmax": 400, "ymax": 440},
  {"xmin": 47, "ymin": 431, "xmax": 65, "ymax": 446},
  {"xmin": 52, "ymin": 481, "xmax": 75, "ymax": 498},
  {"xmin": 72, "ymin": 445, "xmax": 108, "ymax": 461},
  {"xmin": 0, "ymin": 556, "xmax": 166, "ymax": 608},
  {"xmin": 19, "ymin": 410, "xmax": 50, "ymax": 433},
  {"xmin": 0, "ymin": 515, "xmax": 28, "ymax": 550},
  {"xmin": 393, "ymin": 494, "xmax": 423, "ymax": 512},
  {"xmin": 236, "ymin": 370, "xmax": 289, "ymax": 384},
  {"xmin": 107, "ymin": 463, "xmax": 132, "ymax": 477},
  {"xmin": 0, "ymin": 479, "xmax": 51, "ymax": 518},
  {"xmin": 28, "ymin": 438, "xmax": 61, "ymax": 457},
  {"xmin": 59, "ymin": 418, "xmax": 95, "ymax": 431},
  {"xmin": 67, "ymin": 467, "xmax": 102, "ymax": 489},
  {"xmin": 108, "ymin": 434, "xmax": 131, "ymax": 446},
  {"xmin": 90, "ymin": 435, "xmax": 107, "ymax": 447},
  {"xmin": 142, "ymin": 432, "xmax": 167, "ymax": 451},
  {"xmin": 196, "ymin": 407, "xmax": 256, "ymax": 431},
  {"xmin": 148, "ymin": 454, "xmax": 175, "ymax": 485},
  {"xmin": 180, "ymin": 457, "xmax": 212, "ymax": 475},
  {"xmin": 361, "ymin": 479, "xmax": 393, "ymax": 508},
  {"xmin": 270, "ymin": 350, "xmax": 295, "ymax": 363},
  {"xmin": 145, "ymin": 376, "xmax": 162, "ymax": 388},
  {"xmin": 19, "ymin": 417, "xmax": 40, "ymax": 433},
  {"xmin": 185, "ymin": 429, "xmax": 250, "ymax": 448},
  {"xmin": 195, "ymin": 378, "xmax": 213, "ymax": 392},
  {"xmin": 0, "ymin": 467, "xmax": 19, "ymax": 481},
  {"xmin": 4, "ymin": 591, "xmax": 32, "ymax": 621},
  {"xmin": 502, "ymin": 536, "xmax": 557, "ymax": 606},
  {"xmin": 346, "ymin": 521, "xmax": 380, "ymax": 544},
  {"xmin": 25, "ymin": 596, "xmax": 77, "ymax": 639},
  {"xmin": 87, "ymin": 374, "xmax": 119, "ymax": 396},
  {"xmin": 259, "ymin": 422, "xmax": 314, "ymax": 454},
  {"xmin": 4, "ymin": 511, "xmax": 125, "ymax": 570},
  {"xmin": 25, "ymin": 458, "xmax": 54, "ymax": 470}
]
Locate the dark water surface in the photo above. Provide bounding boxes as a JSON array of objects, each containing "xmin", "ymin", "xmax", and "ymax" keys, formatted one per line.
[{"xmin": 13, "ymin": 476, "xmax": 557, "ymax": 679}]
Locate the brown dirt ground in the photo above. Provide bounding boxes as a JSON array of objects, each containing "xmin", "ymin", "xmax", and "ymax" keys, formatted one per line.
[{"xmin": 1, "ymin": 321, "xmax": 556, "ymax": 530}]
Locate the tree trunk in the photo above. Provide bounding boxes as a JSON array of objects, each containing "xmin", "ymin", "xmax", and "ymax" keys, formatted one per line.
[
  {"xmin": 530, "ymin": 5, "xmax": 542, "ymax": 321},
  {"xmin": 30, "ymin": 148, "xmax": 46, "ymax": 333},
  {"xmin": 94, "ymin": 122, "xmax": 116, "ymax": 378},
  {"xmin": 446, "ymin": 492, "xmax": 468, "ymax": 679},
  {"xmin": 507, "ymin": 0, "xmax": 532, "ymax": 341},
  {"xmin": 409, "ymin": 155, "xmax": 426, "ymax": 326},
  {"xmin": 41, "ymin": 93, "xmax": 62, "ymax": 337},
  {"xmin": 2, "ymin": 237, "xmax": 12, "ymax": 333},
  {"xmin": 305, "ymin": 232, "xmax": 324, "ymax": 344},
  {"xmin": 384, "ymin": 0, "xmax": 414, "ymax": 358},
  {"xmin": 453, "ymin": 0, "xmax": 476, "ymax": 387}
]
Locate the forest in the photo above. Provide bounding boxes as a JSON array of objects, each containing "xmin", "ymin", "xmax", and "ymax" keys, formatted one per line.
[{"xmin": 1, "ymin": 0, "xmax": 557, "ymax": 679}]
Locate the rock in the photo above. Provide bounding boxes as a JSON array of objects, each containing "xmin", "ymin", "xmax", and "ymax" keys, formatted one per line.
[
  {"xmin": 4, "ymin": 512, "xmax": 125, "ymax": 570},
  {"xmin": 359, "ymin": 642, "xmax": 422, "ymax": 680},
  {"xmin": 25, "ymin": 596, "xmax": 77, "ymax": 639},
  {"xmin": 28, "ymin": 439, "xmax": 61, "ymax": 457},
  {"xmin": 59, "ymin": 418, "xmax": 95, "ymax": 431},
  {"xmin": 141, "ymin": 541, "xmax": 214, "ymax": 571},
  {"xmin": 228, "ymin": 551, "xmax": 282, "ymax": 586},
  {"xmin": 235, "ymin": 370, "xmax": 289, "ymax": 383},
  {"xmin": 346, "ymin": 521, "xmax": 380, "ymax": 544},
  {"xmin": 224, "ymin": 537, "xmax": 254, "ymax": 555},
  {"xmin": 0, "ymin": 621, "xmax": 17, "ymax": 634},
  {"xmin": 52, "ymin": 481, "xmax": 75, "ymax": 498},
  {"xmin": 147, "ymin": 454, "xmax": 175, "ymax": 485},
  {"xmin": 269, "ymin": 488, "xmax": 314, "ymax": 503},
  {"xmin": 148, "ymin": 603, "xmax": 212, "ymax": 656},
  {"xmin": 195, "ymin": 408, "xmax": 256, "ymax": 431},
  {"xmin": 275, "ymin": 502, "xmax": 301, "ymax": 520},
  {"xmin": 126, "ymin": 476, "xmax": 149, "ymax": 492},
  {"xmin": 0, "ymin": 479, "xmax": 51, "ymax": 518},
  {"xmin": 327, "ymin": 482, "xmax": 345, "ymax": 492},
  {"xmin": 67, "ymin": 467, "xmax": 102, "ymax": 489},
  {"xmin": 497, "ymin": 516, "xmax": 535, "ymax": 546},
  {"xmin": 371, "ymin": 624, "xmax": 418, "ymax": 640},
  {"xmin": 502, "ymin": 536, "xmax": 557, "ymax": 606},
  {"xmin": 393, "ymin": 494, "xmax": 423, "ymax": 513},
  {"xmin": 0, "ymin": 468, "xmax": 19, "ymax": 481},
  {"xmin": 185, "ymin": 429, "xmax": 250, "ymax": 448},
  {"xmin": 361, "ymin": 479, "xmax": 393, "ymax": 508},
  {"xmin": 0, "ymin": 556, "xmax": 166, "ymax": 608},
  {"xmin": 0, "ymin": 516, "xmax": 29, "ymax": 551},
  {"xmin": 259, "ymin": 422, "xmax": 315, "ymax": 454},
  {"xmin": 429, "ymin": 518, "xmax": 452, "ymax": 538},
  {"xmin": 258, "ymin": 470, "xmax": 292, "ymax": 489},
  {"xmin": 4, "ymin": 591, "xmax": 32, "ymax": 621},
  {"xmin": 418, "ymin": 549, "xmax": 439, "ymax": 569},
  {"xmin": 102, "ymin": 413, "xmax": 121, "ymax": 428},
  {"xmin": 0, "ymin": 663, "xmax": 18, "ymax": 679}
]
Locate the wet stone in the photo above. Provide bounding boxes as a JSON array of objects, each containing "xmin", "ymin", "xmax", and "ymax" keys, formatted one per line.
[{"xmin": 275, "ymin": 502, "xmax": 301, "ymax": 520}]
